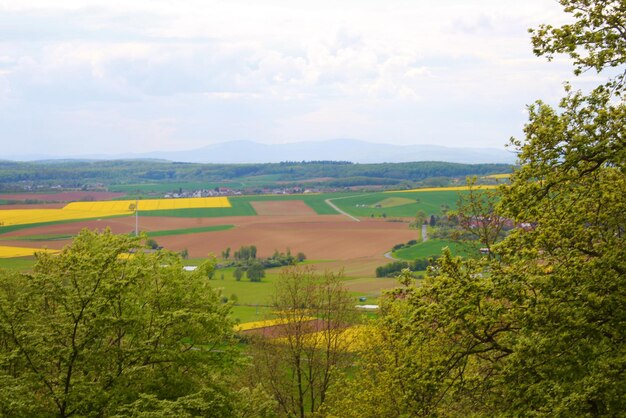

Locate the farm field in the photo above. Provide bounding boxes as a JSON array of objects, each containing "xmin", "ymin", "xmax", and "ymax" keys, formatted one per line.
[
  {"xmin": 392, "ymin": 185, "xmax": 499, "ymax": 193},
  {"xmin": 0, "ymin": 245, "xmax": 58, "ymax": 258},
  {"xmin": 0, "ymin": 191, "xmax": 127, "ymax": 202},
  {"xmin": 0, "ymin": 256, "xmax": 38, "ymax": 270},
  {"xmin": 0, "ymin": 196, "xmax": 233, "ymax": 229},
  {"xmin": 0, "ymin": 186, "xmax": 489, "ymax": 336},
  {"xmin": 392, "ymin": 239, "xmax": 479, "ymax": 260},
  {"xmin": 0, "ymin": 207, "xmax": 132, "ymax": 227},
  {"xmin": 330, "ymin": 190, "xmax": 462, "ymax": 218},
  {"xmin": 0, "ymin": 187, "xmax": 477, "ymax": 316},
  {"xmin": 64, "ymin": 196, "xmax": 231, "ymax": 211}
]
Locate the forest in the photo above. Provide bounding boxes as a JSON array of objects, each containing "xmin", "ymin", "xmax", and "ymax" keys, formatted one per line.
[{"xmin": 0, "ymin": 160, "xmax": 511, "ymax": 192}]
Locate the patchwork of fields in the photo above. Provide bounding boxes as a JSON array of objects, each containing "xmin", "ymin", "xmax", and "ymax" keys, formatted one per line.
[
  {"xmin": 0, "ymin": 187, "xmax": 486, "ymax": 311},
  {"xmin": 0, "ymin": 188, "xmax": 474, "ymax": 260}
]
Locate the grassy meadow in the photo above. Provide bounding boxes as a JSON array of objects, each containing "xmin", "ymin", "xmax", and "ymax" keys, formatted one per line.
[{"xmin": 392, "ymin": 239, "xmax": 479, "ymax": 260}]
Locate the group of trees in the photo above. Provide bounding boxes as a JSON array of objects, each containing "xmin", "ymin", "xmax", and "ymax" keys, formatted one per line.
[
  {"xmin": 0, "ymin": 159, "xmax": 512, "ymax": 193},
  {"xmin": 0, "ymin": 230, "xmax": 355, "ymax": 417},
  {"xmin": 375, "ymin": 258, "xmax": 433, "ymax": 278},
  {"xmin": 225, "ymin": 246, "xmax": 307, "ymax": 283},
  {"xmin": 323, "ymin": 1, "xmax": 626, "ymax": 416},
  {"xmin": 0, "ymin": 230, "xmax": 275, "ymax": 417}
]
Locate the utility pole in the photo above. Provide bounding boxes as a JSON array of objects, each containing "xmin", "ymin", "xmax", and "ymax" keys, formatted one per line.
[{"xmin": 135, "ymin": 199, "xmax": 139, "ymax": 236}]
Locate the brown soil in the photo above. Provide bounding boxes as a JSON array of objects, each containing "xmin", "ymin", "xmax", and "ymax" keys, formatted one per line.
[
  {"xmin": 0, "ymin": 192, "xmax": 126, "ymax": 202},
  {"xmin": 1, "ymin": 214, "xmax": 418, "ymax": 277},
  {"xmin": 250, "ymin": 200, "xmax": 317, "ymax": 216}
]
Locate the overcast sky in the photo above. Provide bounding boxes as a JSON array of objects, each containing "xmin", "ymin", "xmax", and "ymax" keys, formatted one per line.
[{"xmin": 0, "ymin": 0, "xmax": 593, "ymax": 157}]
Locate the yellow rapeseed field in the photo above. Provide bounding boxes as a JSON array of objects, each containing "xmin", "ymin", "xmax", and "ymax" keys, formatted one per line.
[
  {"xmin": 0, "ymin": 245, "xmax": 59, "ymax": 258},
  {"xmin": 64, "ymin": 196, "xmax": 231, "ymax": 212},
  {"xmin": 0, "ymin": 208, "xmax": 132, "ymax": 227},
  {"xmin": 272, "ymin": 325, "xmax": 370, "ymax": 352},
  {"xmin": 0, "ymin": 197, "xmax": 231, "ymax": 227},
  {"xmin": 235, "ymin": 316, "xmax": 317, "ymax": 332},
  {"xmin": 388, "ymin": 185, "xmax": 500, "ymax": 193}
]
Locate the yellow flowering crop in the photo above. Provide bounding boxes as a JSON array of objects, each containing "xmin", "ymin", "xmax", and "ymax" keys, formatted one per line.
[
  {"xmin": 484, "ymin": 173, "xmax": 511, "ymax": 179},
  {"xmin": 235, "ymin": 316, "xmax": 318, "ymax": 332},
  {"xmin": 0, "ymin": 208, "xmax": 132, "ymax": 227},
  {"xmin": 0, "ymin": 197, "xmax": 231, "ymax": 227},
  {"xmin": 64, "ymin": 197, "xmax": 231, "ymax": 212},
  {"xmin": 0, "ymin": 245, "xmax": 59, "ymax": 258},
  {"xmin": 272, "ymin": 325, "xmax": 371, "ymax": 352}
]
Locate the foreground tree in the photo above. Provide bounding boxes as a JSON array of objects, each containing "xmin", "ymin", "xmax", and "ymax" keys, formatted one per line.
[
  {"xmin": 247, "ymin": 267, "xmax": 356, "ymax": 418},
  {"xmin": 325, "ymin": 1, "xmax": 626, "ymax": 416},
  {"xmin": 0, "ymin": 229, "xmax": 266, "ymax": 417}
]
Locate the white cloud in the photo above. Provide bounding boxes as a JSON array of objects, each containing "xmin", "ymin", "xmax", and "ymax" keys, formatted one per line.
[{"xmin": 0, "ymin": 0, "xmax": 585, "ymax": 156}]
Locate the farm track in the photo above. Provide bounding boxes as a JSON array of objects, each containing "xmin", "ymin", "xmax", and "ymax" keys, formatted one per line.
[
  {"xmin": 325, "ymin": 196, "xmax": 365, "ymax": 222},
  {"xmin": 383, "ymin": 251, "xmax": 398, "ymax": 261}
]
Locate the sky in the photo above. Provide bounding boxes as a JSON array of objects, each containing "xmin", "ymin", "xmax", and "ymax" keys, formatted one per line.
[{"xmin": 0, "ymin": 0, "xmax": 593, "ymax": 157}]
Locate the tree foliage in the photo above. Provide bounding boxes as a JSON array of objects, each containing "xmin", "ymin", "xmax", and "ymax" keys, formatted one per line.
[
  {"xmin": 247, "ymin": 267, "xmax": 356, "ymax": 418},
  {"xmin": 530, "ymin": 0, "xmax": 626, "ymax": 89},
  {"xmin": 325, "ymin": 1, "xmax": 626, "ymax": 416},
  {"xmin": 0, "ymin": 229, "xmax": 250, "ymax": 417}
]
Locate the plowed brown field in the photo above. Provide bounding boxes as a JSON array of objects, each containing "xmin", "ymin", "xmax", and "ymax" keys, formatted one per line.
[
  {"xmin": 0, "ymin": 212, "xmax": 416, "ymax": 276},
  {"xmin": 251, "ymin": 200, "xmax": 316, "ymax": 216}
]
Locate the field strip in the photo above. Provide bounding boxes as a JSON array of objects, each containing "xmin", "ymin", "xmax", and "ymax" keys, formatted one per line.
[
  {"xmin": 235, "ymin": 316, "xmax": 317, "ymax": 332},
  {"xmin": 387, "ymin": 185, "xmax": 499, "ymax": 193},
  {"xmin": 325, "ymin": 194, "xmax": 371, "ymax": 222},
  {"xmin": 0, "ymin": 245, "xmax": 59, "ymax": 258},
  {"xmin": 0, "ymin": 197, "xmax": 232, "ymax": 228},
  {"xmin": 145, "ymin": 224, "xmax": 234, "ymax": 237},
  {"xmin": 63, "ymin": 196, "xmax": 231, "ymax": 211},
  {"xmin": 0, "ymin": 209, "xmax": 131, "ymax": 227}
]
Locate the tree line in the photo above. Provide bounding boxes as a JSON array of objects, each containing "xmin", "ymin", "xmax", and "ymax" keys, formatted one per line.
[{"xmin": 0, "ymin": 160, "xmax": 512, "ymax": 192}]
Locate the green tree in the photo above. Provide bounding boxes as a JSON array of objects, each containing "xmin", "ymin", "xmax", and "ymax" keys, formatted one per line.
[
  {"xmin": 145, "ymin": 237, "xmax": 159, "ymax": 249},
  {"xmin": 455, "ymin": 177, "xmax": 507, "ymax": 257},
  {"xmin": 233, "ymin": 267, "xmax": 244, "ymax": 281},
  {"xmin": 0, "ymin": 229, "xmax": 245, "ymax": 417},
  {"xmin": 246, "ymin": 262, "xmax": 265, "ymax": 282},
  {"xmin": 248, "ymin": 267, "xmax": 356, "ymax": 418},
  {"xmin": 530, "ymin": 0, "xmax": 626, "ymax": 91},
  {"xmin": 325, "ymin": 1, "xmax": 626, "ymax": 416}
]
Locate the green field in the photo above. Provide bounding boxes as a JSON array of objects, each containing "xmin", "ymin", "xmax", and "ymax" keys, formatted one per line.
[
  {"xmin": 0, "ymin": 233, "xmax": 74, "ymax": 241},
  {"xmin": 146, "ymin": 224, "xmax": 234, "ymax": 237},
  {"xmin": 138, "ymin": 192, "xmax": 361, "ymax": 217},
  {"xmin": 369, "ymin": 197, "xmax": 416, "ymax": 208},
  {"xmin": 392, "ymin": 239, "xmax": 478, "ymax": 260},
  {"xmin": 331, "ymin": 190, "xmax": 464, "ymax": 218},
  {"xmin": 0, "ymin": 257, "xmax": 38, "ymax": 270}
]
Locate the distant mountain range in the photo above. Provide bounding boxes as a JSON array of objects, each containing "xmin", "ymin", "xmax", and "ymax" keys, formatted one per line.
[{"xmin": 9, "ymin": 139, "xmax": 517, "ymax": 164}]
